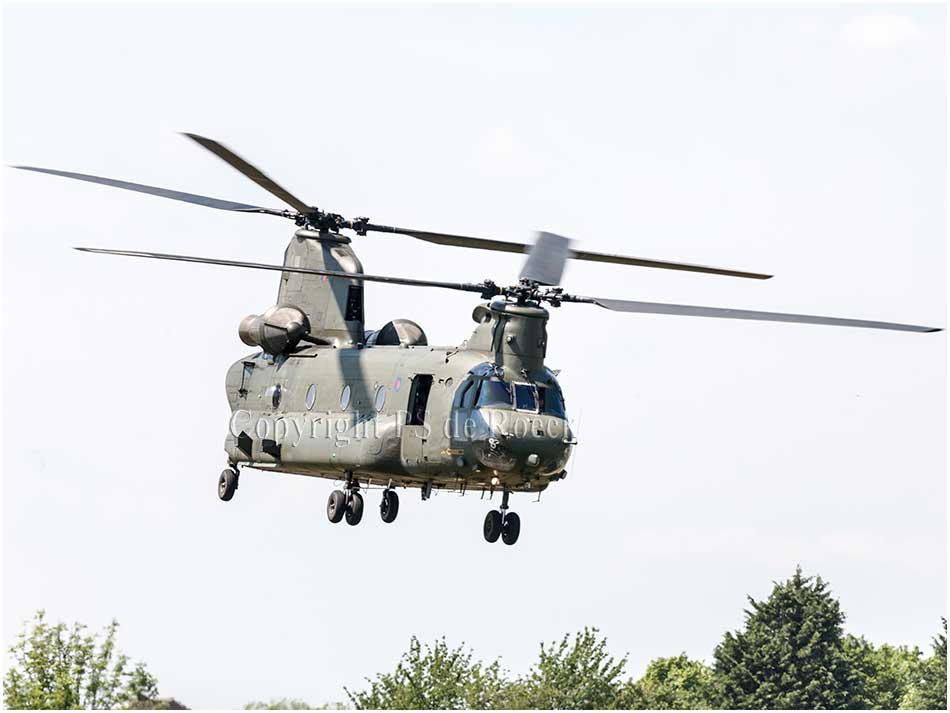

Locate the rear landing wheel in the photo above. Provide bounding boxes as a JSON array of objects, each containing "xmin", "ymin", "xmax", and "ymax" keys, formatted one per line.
[
  {"xmin": 380, "ymin": 489, "xmax": 399, "ymax": 523},
  {"xmin": 218, "ymin": 468, "xmax": 238, "ymax": 501},
  {"xmin": 345, "ymin": 492, "xmax": 364, "ymax": 526},
  {"xmin": 327, "ymin": 490, "xmax": 346, "ymax": 523},
  {"xmin": 483, "ymin": 510, "xmax": 503, "ymax": 543}
]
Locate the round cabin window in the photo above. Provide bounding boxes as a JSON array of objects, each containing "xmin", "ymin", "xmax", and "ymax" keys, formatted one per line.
[
  {"xmin": 306, "ymin": 384, "xmax": 317, "ymax": 410},
  {"xmin": 374, "ymin": 385, "xmax": 386, "ymax": 411},
  {"xmin": 340, "ymin": 384, "xmax": 351, "ymax": 411},
  {"xmin": 270, "ymin": 384, "xmax": 282, "ymax": 409}
]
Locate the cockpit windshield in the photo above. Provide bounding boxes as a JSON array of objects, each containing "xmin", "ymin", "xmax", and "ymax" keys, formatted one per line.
[
  {"xmin": 514, "ymin": 383, "xmax": 537, "ymax": 411},
  {"xmin": 476, "ymin": 378, "xmax": 512, "ymax": 408},
  {"xmin": 538, "ymin": 384, "xmax": 567, "ymax": 418},
  {"xmin": 456, "ymin": 364, "xmax": 565, "ymax": 415}
]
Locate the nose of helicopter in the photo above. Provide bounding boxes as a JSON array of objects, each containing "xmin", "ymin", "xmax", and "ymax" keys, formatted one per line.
[{"xmin": 471, "ymin": 410, "xmax": 573, "ymax": 477}]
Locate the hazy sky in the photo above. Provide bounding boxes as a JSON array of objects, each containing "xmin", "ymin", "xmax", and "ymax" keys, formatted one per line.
[{"xmin": 2, "ymin": 3, "xmax": 946, "ymax": 708}]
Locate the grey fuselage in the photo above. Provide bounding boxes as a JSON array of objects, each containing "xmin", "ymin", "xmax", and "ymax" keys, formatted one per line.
[{"xmin": 222, "ymin": 231, "xmax": 574, "ymax": 494}]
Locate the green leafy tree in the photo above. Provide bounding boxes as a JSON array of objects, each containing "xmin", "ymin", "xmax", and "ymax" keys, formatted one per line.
[
  {"xmin": 622, "ymin": 654, "xmax": 713, "ymax": 709},
  {"xmin": 508, "ymin": 627, "xmax": 628, "ymax": 709},
  {"xmin": 345, "ymin": 636, "xmax": 508, "ymax": 709},
  {"xmin": 244, "ymin": 700, "xmax": 347, "ymax": 710},
  {"xmin": 245, "ymin": 700, "xmax": 314, "ymax": 710},
  {"xmin": 3, "ymin": 610, "xmax": 163, "ymax": 710},
  {"xmin": 124, "ymin": 664, "xmax": 161, "ymax": 708},
  {"xmin": 843, "ymin": 635, "xmax": 921, "ymax": 709},
  {"xmin": 901, "ymin": 619, "xmax": 947, "ymax": 710},
  {"xmin": 711, "ymin": 567, "xmax": 862, "ymax": 709}
]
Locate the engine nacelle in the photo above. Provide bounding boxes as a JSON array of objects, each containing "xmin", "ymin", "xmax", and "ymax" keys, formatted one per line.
[
  {"xmin": 239, "ymin": 304, "xmax": 311, "ymax": 355},
  {"xmin": 365, "ymin": 319, "xmax": 428, "ymax": 347}
]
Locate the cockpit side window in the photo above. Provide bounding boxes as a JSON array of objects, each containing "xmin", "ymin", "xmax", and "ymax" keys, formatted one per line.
[
  {"xmin": 514, "ymin": 383, "xmax": 538, "ymax": 412},
  {"xmin": 538, "ymin": 385, "xmax": 567, "ymax": 418},
  {"xmin": 476, "ymin": 378, "xmax": 512, "ymax": 408},
  {"xmin": 457, "ymin": 378, "xmax": 479, "ymax": 409}
]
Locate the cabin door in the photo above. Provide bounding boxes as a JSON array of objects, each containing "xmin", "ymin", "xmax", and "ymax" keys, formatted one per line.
[{"xmin": 401, "ymin": 374, "xmax": 433, "ymax": 468}]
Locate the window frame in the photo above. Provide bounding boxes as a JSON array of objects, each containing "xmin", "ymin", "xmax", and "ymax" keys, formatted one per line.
[
  {"xmin": 476, "ymin": 377, "xmax": 513, "ymax": 409},
  {"xmin": 512, "ymin": 382, "xmax": 539, "ymax": 413}
]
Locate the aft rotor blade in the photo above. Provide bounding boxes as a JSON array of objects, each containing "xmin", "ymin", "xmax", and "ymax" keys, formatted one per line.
[
  {"xmin": 362, "ymin": 223, "xmax": 771, "ymax": 279},
  {"xmin": 580, "ymin": 296, "xmax": 941, "ymax": 333},
  {"xmin": 520, "ymin": 232, "xmax": 572, "ymax": 286},
  {"xmin": 12, "ymin": 166, "xmax": 289, "ymax": 216},
  {"xmin": 363, "ymin": 224, "xmax": 528, "ymax": 254},
  {"xmin": 182, "ymin": 133, "xmax": 313, "ymax": 214},
  {"xmin": 74, "ymin": 247, "xmax": 494, "ymax": 296}
]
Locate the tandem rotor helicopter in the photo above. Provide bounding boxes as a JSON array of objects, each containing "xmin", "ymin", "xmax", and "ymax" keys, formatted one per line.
[{"xmin": 14, "ymin": 134, "xmax": 942, "ymax": 546}]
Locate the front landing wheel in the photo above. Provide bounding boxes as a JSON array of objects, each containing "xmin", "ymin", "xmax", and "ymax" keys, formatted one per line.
[
  {"xmin": 502, "ymin": 512, "xmax": 521, "ymax": 545},
  {"xmin": 218, "ymin": 468, "xmax": 238, "ymax": 501},
  {"xmin": 483, "ymin": 510, "xmax": 503, "ymax": 543}
]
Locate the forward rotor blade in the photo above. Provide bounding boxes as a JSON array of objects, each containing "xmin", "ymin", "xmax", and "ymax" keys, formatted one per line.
[
  {"xmin": 12, "ymin": 166, "xmax": 289, "ymax": 216},
  {"xmin": 571, "ymin": 249, "xmax": 772, "ymax": 280},
  {"xmin": 74, "ymin": 247, "xmax": 494, "ymax": 296},
  {"xmin": 182, "ymin": 133, "xmax": 313, "ymax": 214},
  {"xmin": 362, "ymin": 224, "xmax": 771, "ymax": 279},
  {"xmin": 583, "ymin": 297, "xmax": 941, "ymax": 333}
]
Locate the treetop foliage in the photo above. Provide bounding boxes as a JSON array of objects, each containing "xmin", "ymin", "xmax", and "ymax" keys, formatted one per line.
[
  {"xmin": 622, "ymin": 654, "xmax": 714, "ymax": 709},
  {"xmin": 899, "ymin": 618, "xmax": 947, "ymax": 710},
  {"xmin": 245, "ymin": 698, "xmax": 346, "ymax": 710},
  {"xmin": 509, "ymin": 628, "xmax": 629, "ymax": 709},
  {"xmin": 341, "ymin": 568, "xmax": 945, "ymax": 710},
  {"xmin": 3, "ymin": 610, "xmax": 163, "ymax": 710},
  {"xmin": 344, "ymin": 636, "xmax": 508, "ymax": 710},
  {"xmin": 711, "ymin": 567, "xmax": 858, "ymax": 708},
  {"xmin": 7, "ymin": 570, "xmax": 945, "ymax": 710}
]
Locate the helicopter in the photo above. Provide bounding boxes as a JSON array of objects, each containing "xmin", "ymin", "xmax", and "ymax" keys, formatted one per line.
[{"xmin": 14, "ymin": 134, "xmax": 941, "ymax": 546}]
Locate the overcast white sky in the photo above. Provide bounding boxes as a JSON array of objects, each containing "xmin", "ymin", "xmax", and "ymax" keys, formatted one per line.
[{"xmin": 2, "ymin": 3, "xmax": 946, "ymax": 709}]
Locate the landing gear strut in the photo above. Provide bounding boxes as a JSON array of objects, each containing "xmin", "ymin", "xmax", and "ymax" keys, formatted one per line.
[
  {"xmin": 327, "ymin": 475, "xmax": 364, "ymax": 526},
  {"xmin": 483, "ymin": 488, "xmax": 520, "ymax": 545},
  {"xmin": 218, "ymin": 465, "xmax": 239, "ymax": 501}
]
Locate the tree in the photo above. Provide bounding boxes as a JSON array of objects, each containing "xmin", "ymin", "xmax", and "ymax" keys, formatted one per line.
[
  {"xmin": 508, "ymin": 627, "xmax": 628, "ymax": 709},
  {"xmin": 711, "ymin": 567, "xmax": 862, "ymax": 709},
  {"xmin": 843, "ymin": 635, "xmax": 921, "ymax": 709},
  {"xmin": 901, "ymin": 619, "xmax": 947, "ymax": 710},
  {"xmin": 622, "ymin": 654, "xmax": 713, "ymax": 709},
  {"xmin": 244, "ymin": 700, "xmax": 346, "ymax": 710},
  {"xmin": 345, "ymin": 636, "xmax": 508, "ymax": 709},
  {"xmin": 3, "ymin": 610, "xmax": 164, "ymax": 710}
]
